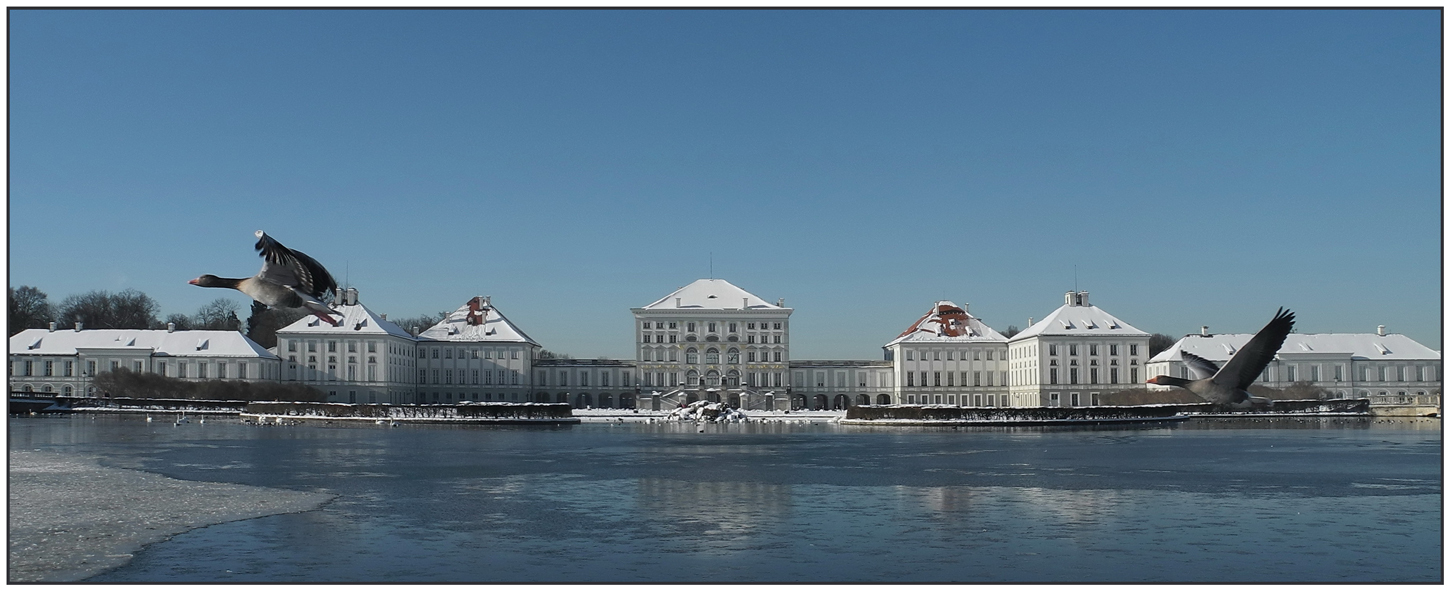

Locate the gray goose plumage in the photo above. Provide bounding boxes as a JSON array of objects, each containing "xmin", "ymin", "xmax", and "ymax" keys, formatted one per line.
[
  {"xmin": 1146, "ymin": 308, "xmax": 1295, "ymax": 408},
  {"xmin": 190, "ymin": 230, "xmax": 341, "ymax": 326}
]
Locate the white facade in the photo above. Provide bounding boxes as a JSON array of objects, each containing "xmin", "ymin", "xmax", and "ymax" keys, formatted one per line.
[
  {"xmin": 533, "ymin": 358, "xmax": 637, "ymax": 408},
  {"xmin": 1147, "ymin": 329, "xmax": 1442, "ymax": 406},
  {"xmin": 882, "ymin": 301, "xmax": 1009, "ymax": 407},
  {"xmin": 412, "ymin": 295, "xmax": 540, "ymax": 405},
  {"xmin": 1007, "ymin": 291, "xmax": 1152, "ymax": 408},
  {"xmin": 9, "ymin": 323, "xmax": 280, "ymax": 397},
  {"xmin": 631, "ymin": 279, "xmax": 792, "ymax": 409},
  {"xmin": 276, "ymin": 288, "xmax": 419, "ymax": 404},
  {"xmin": 790, "ymin": 360, "xmax": 894, "ymax": 409}
]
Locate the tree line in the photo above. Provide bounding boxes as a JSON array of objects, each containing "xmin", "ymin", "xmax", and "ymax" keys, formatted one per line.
[{"xmin": 7, "ymin": 285, "xmax": 446, "ymax": 349}]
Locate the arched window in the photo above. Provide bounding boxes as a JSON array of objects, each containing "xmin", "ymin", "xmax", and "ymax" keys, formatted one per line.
[
  {"xmin": 706, "ymin": 348, "xmax": 720, "ymax": 364},
  {"xmin": 686, "ymin": 348, "xmax": 698, "ymax": 364},
  {"xmin": 705, "ymin": 370, "xmax": 720, "ymax": 386},
  {"xmin": 727, "ymin": 348, "xmax": 739, "ymax": 364},
  {"xmin": 687, "ymin": 370, "xmax": 699, "ymax": 386},
  {"xmin": 725, "ymin": 370, "xmax": 740, "ymax": 387}
]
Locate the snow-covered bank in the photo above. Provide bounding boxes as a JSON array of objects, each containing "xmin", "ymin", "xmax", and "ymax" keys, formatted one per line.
[
  {"xmin": 7, "ymin": 450, "xmax": 333, "ymax": 582},
  {"xmin": 572, "ymin": 406, "xmax": 844, "ymax": 423}
]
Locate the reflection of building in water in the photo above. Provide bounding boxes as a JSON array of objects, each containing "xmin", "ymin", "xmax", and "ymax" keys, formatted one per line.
[
  {"xmin": 1013, "ymin": 487, "xmax": 1123, "ymax": 525},
  {"xmin": 635, "ymin": 478, "xmax": 792, "ymax": 541},
  {"xmin": 899, "ymin": 485, "xmax": 979, "ymax": 523}
]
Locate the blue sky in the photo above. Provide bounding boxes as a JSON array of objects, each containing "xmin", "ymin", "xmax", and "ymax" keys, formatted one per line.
[{"xmin": 9, "ymin": 9, "xmax": 1442, "ymax": 359}]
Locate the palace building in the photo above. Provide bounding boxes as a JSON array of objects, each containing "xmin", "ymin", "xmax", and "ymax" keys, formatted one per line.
[{"xmin": 15, "ymin": 280, "xmax": 1439, "ymax": 411}]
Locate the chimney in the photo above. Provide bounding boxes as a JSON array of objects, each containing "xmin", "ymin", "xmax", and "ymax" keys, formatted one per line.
[
  {"xmin": 412, "ymin": 326, "xmax": 420, "ymax": 337},
  {"xmin": 1078, "ymin": 292, "xmax": 1089, "ymax": 307},
  {"xmin": 675, "ymin": 297, "xmax": 681, "ymax": 308},
  {"xmin": 743, "ymin": 297, "xmax": 749, "ymax": 309},
  {"xmin": 1377, "ymin": 325, "xmax": 1386, "ymax": 337},
  {"xmin": 380, "ymin": 313, "xmax": 387, "ymax": 320},
  {"xmin": 1028, "ymin": 317, "xmax": 1034, "ymax": 326},
  {"xmin": 48, "ymin": 322, "xmax": 55, "ymax": 332},
  {"xmin": 1065, "ymin": 292, "xmax": 1076, "ymax": 306},
  {"xmin": 75, "ymin": 322, "xmax": 83, "ymax": 332},
  {"xmin": 962, "ymin": 302, "xmax": 969, "ymax": 314},
  {"xmin": 1201, "ymin": 326, "xmax": 1209, "ymax": 336},
  {"xmin": 777, "ymin": 298, "xmax": 784, "ymax": 307},
  {"xmin": 484, "ymin": 296, "xmax": 491, "ymax": 307},
  {"xmin": 168, "ymin": 322, "xmax": 176, "ymax": 333},
  {"xmin": 344, "ymin": 288, "xmax": 359, "ymax": 306}
]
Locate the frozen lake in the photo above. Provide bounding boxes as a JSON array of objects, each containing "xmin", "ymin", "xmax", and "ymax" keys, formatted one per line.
[{"xmin": 9, "ymin": 414, "xmax": 1441, "ymax": 583}]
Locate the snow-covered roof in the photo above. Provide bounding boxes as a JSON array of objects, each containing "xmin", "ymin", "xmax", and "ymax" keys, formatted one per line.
[
  {"xmin": 10, "ymin": 328, "xmax": 278, "ymax": 359},
  {"xmin": 885, "ymin": 301, "xmax": 1006, "ymax": 346},
  {"xmin": 639, "ymin": 279, "xmax": 785, "ymax": 311},
  {"xmin": 276, "ymin": 294, "xmax": 413, "ymax": 339},
  {"xmin": 1009, "ymin": 292, "xmax": 1147, "ymax": 341},
  {"xmin": 1149, "ymin": 332, "xmax": 1441, "ymax": 364},
  {"xmin": 417, "ymin": 296, "xmax": 538, "ymax": 346}
]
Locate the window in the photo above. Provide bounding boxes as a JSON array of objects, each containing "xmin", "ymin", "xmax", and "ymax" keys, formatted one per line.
[
  {"xmin": 288, "ymin": 341, "xmax": 297, "ymax": 352},
  {"xmin": 1111, "ymin": 368, "xmax": 1119, "ymax": 384},
  {"xmin": 1070, "ymin": 368, "xmax": 1078, "ymax": 384},
  {"xmin": 933, "ymin": 372, "xmax": 941, "ymax": 387},
  {"xmin": 218, "ymin": 363, "xmax": 227, "ymax": 379},
  {"xmin": 748, "ymin": 335, "xmax": 756, "ymax": 344},
  {"xmin": 774, "ymin": 335, "xmax": 781, "ymax": 343},
  {"xmin": 511, "ymin": 351, "xmax": 518, "ymax": 359},
  {"xmin": 946, "ymin": 372, "xmax": 954, "ymax": 387},
  {"xmin": 1069, "ymin": 344, "xmax": 1078, "ymax": 356},
  {"xmin": 687, "ymin": 322, "xmax": 696, "ymax": 332},
  {"xmin": 1109, "ymin": 344, "xmax": 1118, "ymax": 356},
  {"xmin": 773, "ymin": 323, "xmax": 781, "ymax": 330},
  {"xmin": 198, "ymin": 363, "xmax": 208, "ymax": 379},
  {"xmin": 728, "ymin": 323, "xmax": 737, "ymax": 333},
  {"xmin": 947, "ymin": 351, "xmax": 954, "ymax": 361},
  {"xmin": 669, "ymin": 335, "xmax": 677, "ymax": 343},
  {"xmin": 727, "ymin": 349, "xmax": 739, "ymax": 364},
  {"xmin": 43, "ymin": 360, "xmax": 53, "ymax": 376},
  {"xmin": 708, "ymin": 322, "xmax": 716, "ymax": 333},
  {"xmin": 156, "ymin": 361, "xmax": 166, "ymax": 376},
  {"xmin": 668, "ymin": 322, "xmax": 677, "ymax": 330},
  {"xmin": 368, "ymin": 342, "xmax": 376, "ymax": 353},
  {"xmin": 974, "ymin": 371, "xmax": 981, "ymax": 386},
  {"xmin": 1090, "ymin": 368, "xmax": 1098, "ymax": 384},
  {"xmin": 773, "ymin": 351, "xmax": 782, "ymax": 362},
  {"xmin": 986, "ymin": 350, "xmax": 994, "ymax": 361},
  {"xmin": 1090, "ymin": 344, "xmax": 1098, "ymax": 356},
  {"xmin": 1050, "ymin": 368, "xmax": 1058, "ymax": 384},
  {"xmin": 748, "ymin": 323, "xmax": 756, "ymax": 330},
  {"xmin": 907, "ymin": 372, "xmax": 915, "ymax": 387},
  {"xmin": 748, "ymin": 351, "xmax": 757, "ymax": 362},
  {"xmin": 643, "ymin": 321, "xmax": 652, "ymax": 329},
  {"xmin": 1071, "ymin": 392, "xmax": 1080, "ymax": 406},
  {"xmin": 706, "ymin": 349, "xmax": 719, "ymax": 364},
  {"xmin": 1130, "ymin": 344, "xmax": 1139, "ymax": 356},
  {"xmin": 1049, "ymin": 344, "xmax": 1058, "ymax": 356},
  {"xmin": 686, "ymin": 348, "xmax": 698, "ymax": 364},
  {"xmin": 934, "ymin": 351, "xmax": 941, "ymax": 361}
]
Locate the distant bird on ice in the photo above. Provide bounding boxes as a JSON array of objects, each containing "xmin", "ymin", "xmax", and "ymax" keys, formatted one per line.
[
  {"xmin": 190, "ymin": 230, "xmax": 341, "ymax": 326},
  {"xmin": 1147, "ymin": 308, "xmax": 1295, "ymax": 408}
]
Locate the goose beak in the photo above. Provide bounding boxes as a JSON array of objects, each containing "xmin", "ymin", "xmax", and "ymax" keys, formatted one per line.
[
  {"xmin": 187, "ymin": 278, "xmax": 200, "ymax": 285},
  {"xmin": 1145, "ymin": 376, "xmax": 1160, "ymax": 384}
]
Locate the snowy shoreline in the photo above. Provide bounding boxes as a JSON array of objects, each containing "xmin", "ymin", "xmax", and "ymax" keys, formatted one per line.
[{"xmin": 7, "ymin": 450, "xmax": 333, "ymax": 582}]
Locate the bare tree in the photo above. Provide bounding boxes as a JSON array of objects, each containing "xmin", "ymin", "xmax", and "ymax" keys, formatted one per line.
[
  {"xmin": 194, "ymin": 298, "xmax": 242, "ymax": 331},
  {"xmin": 391, "ymin": 311, "xmax": 448, "ymax": 336},
  {"xmin": 164, "ymin": 313, "xmax": 193, "ymax": 331},
  {"xmin": 8, "ymin": 285, "xmax": 52, "ymax": 335},
  {"xmin": 246, "ymin": 300, "xmax": 307, "ymax": 349},
  {"xmin": 56, "ymin": 289, "xmax": 160, "ymax": 330},
  {"xmin": 1148, "ymin": 333, "xmax": 1177, "ymax": 357},
  {"xmin": 1000, "ymin": 325, "xmax": 1020, "ymax": 338}
]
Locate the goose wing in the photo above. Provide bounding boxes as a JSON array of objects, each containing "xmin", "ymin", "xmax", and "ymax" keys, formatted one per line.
[
  {"xmin": 1180, "ymin": 351, "xmax": 1221, "ymax": 380},
  {"xmin": 1212, "ymin": 308, "xmax": 1294, "ymax": 391},
  {"xmin": 253, "ymin": 231, "xmax": 338, "ymax": 302}
]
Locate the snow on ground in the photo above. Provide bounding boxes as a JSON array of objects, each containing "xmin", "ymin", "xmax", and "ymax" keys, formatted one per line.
[
  {"xmin": 7, "ymin": 450, "xmax": 333, "ymax": 582},
  {"xmin": 572, "ymin": 406, "xmax": 843, "ymax": 423}
]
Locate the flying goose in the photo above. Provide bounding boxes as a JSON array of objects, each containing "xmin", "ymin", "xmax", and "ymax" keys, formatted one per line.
[
  {"xmin": 1146, "ymin": 308, "xmax": 1295, "ymax": 408},
  {"xmin": 190, "ymin": 230, "xmax": 341, "ymax": 326}
]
